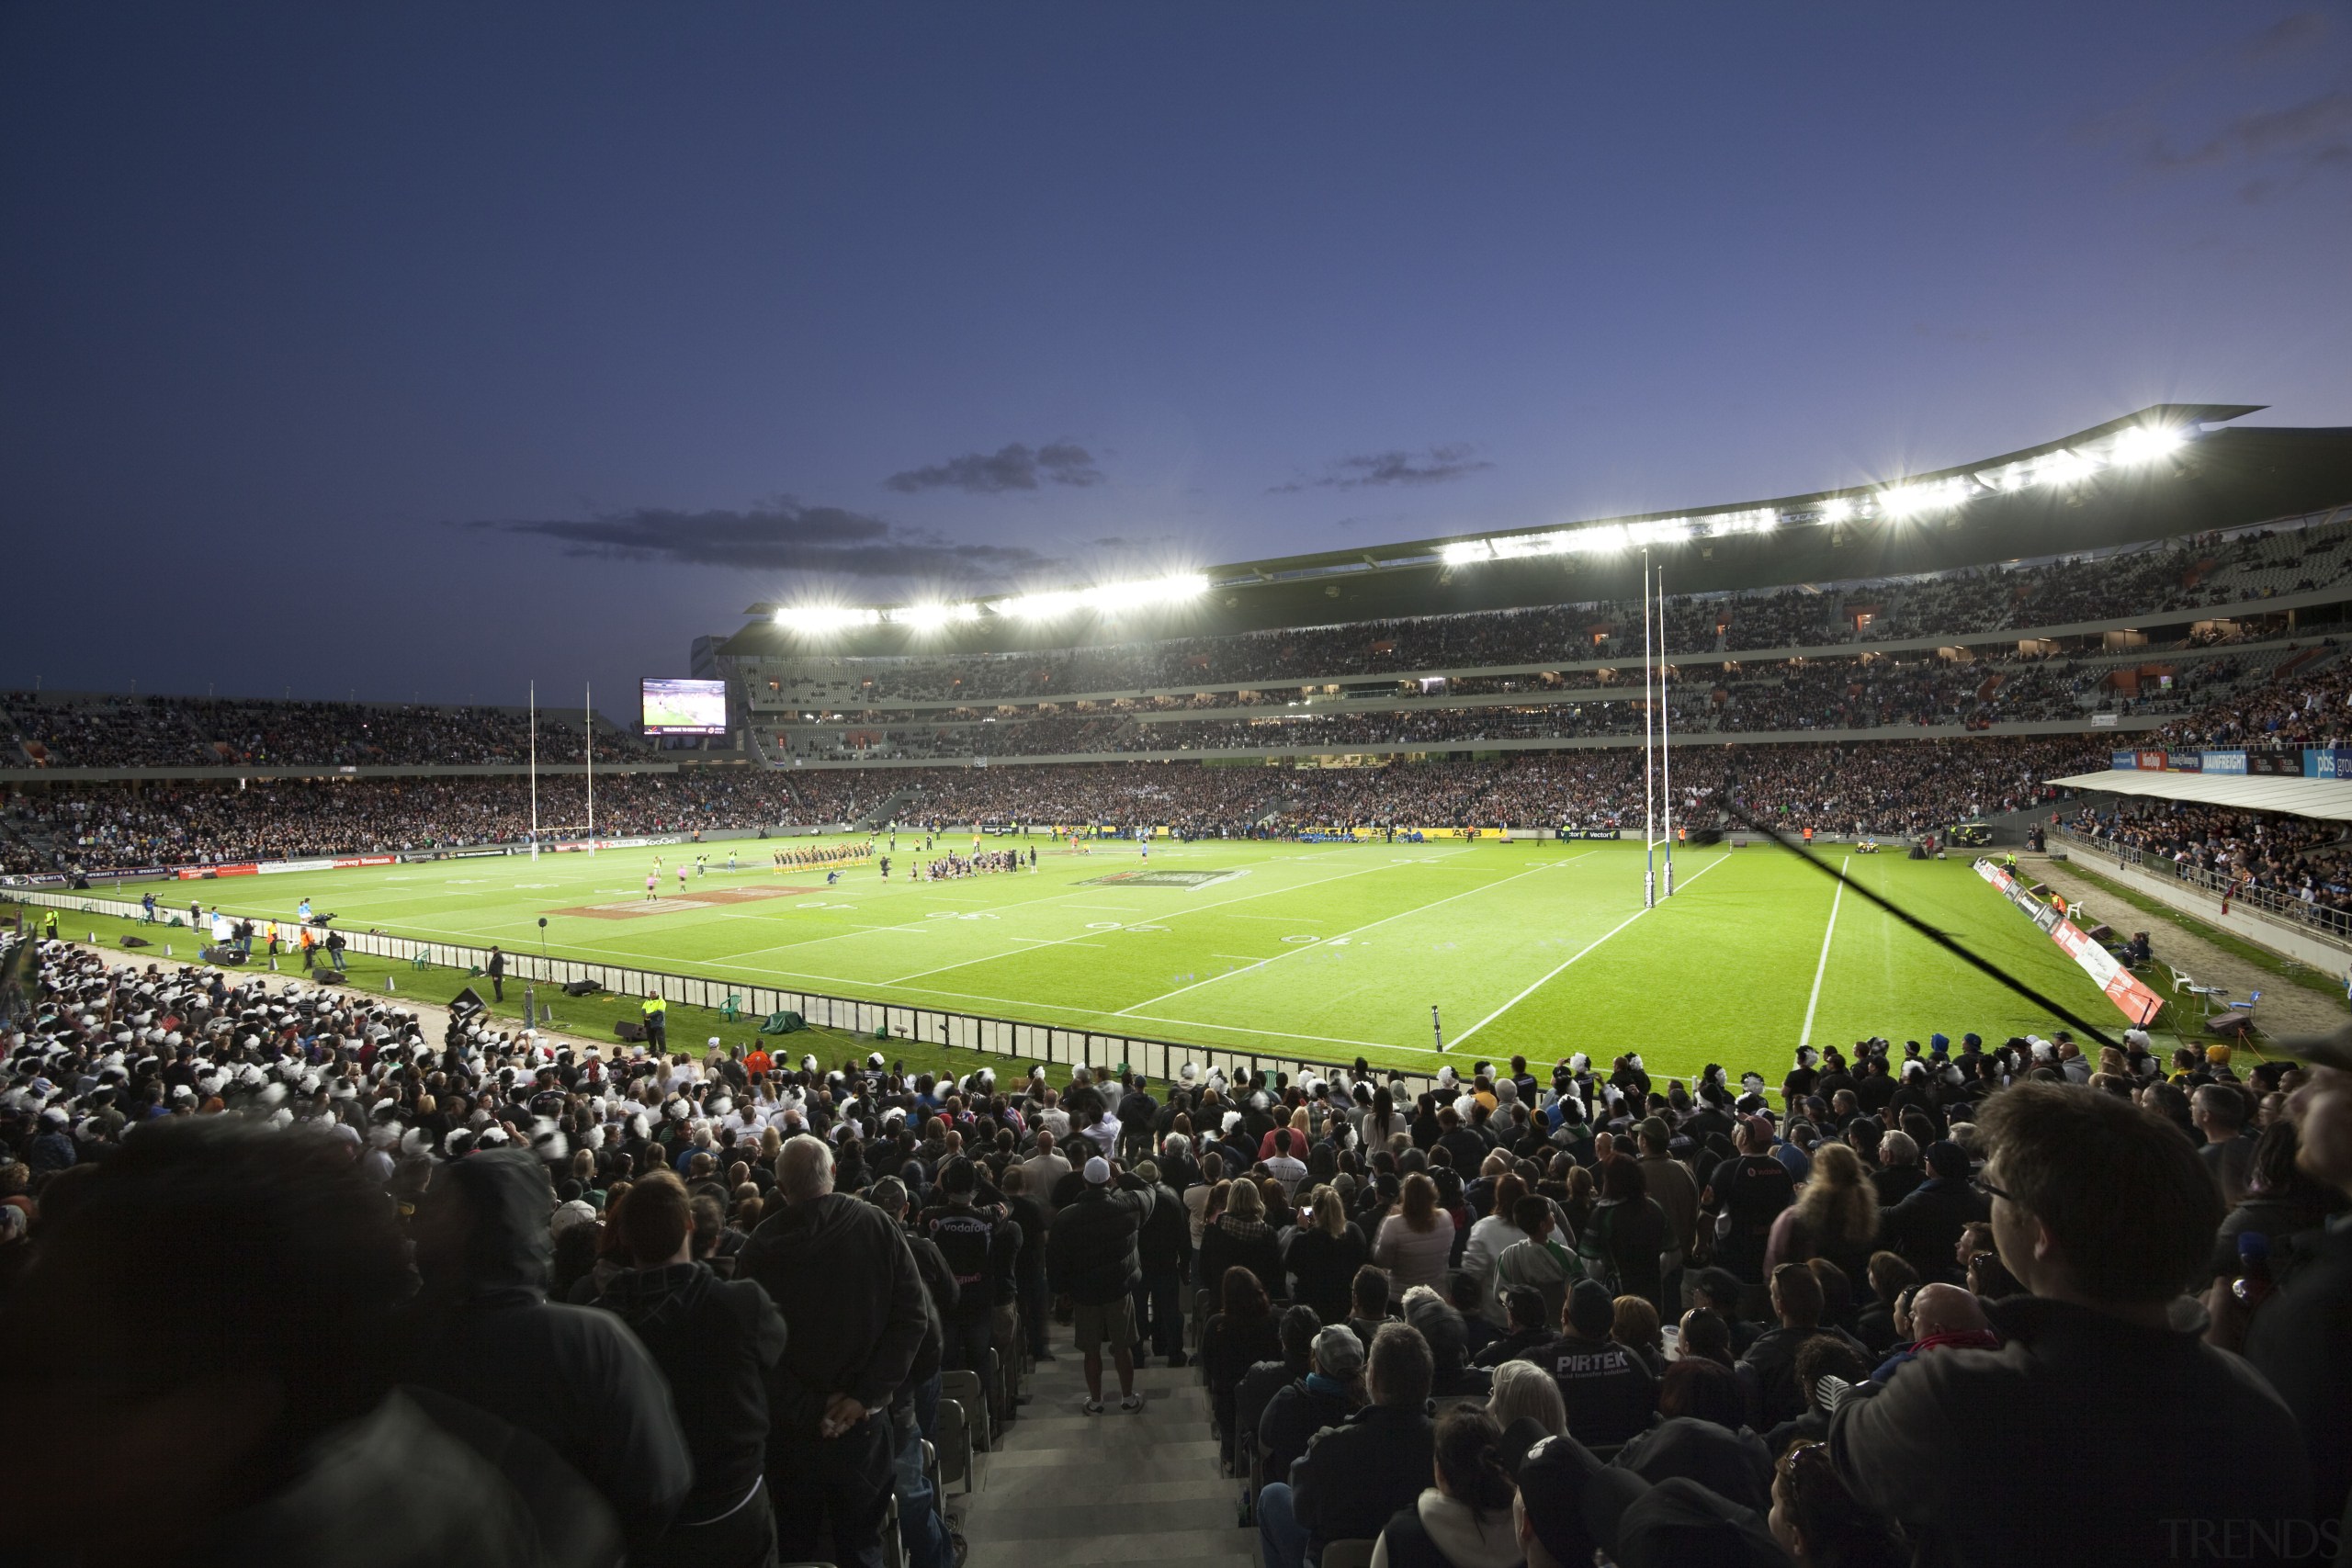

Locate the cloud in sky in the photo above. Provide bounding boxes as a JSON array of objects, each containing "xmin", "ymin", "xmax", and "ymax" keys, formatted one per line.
[
  {"xmin": 884, "ymin": 441, "xmax": 1105, "ymax": 494},
  {"xmin": 1271, "ymin": 443, "xmax": 1493, "ymax": 493},
  {"xmin": 481, "ymin": 499, "xmax": 1050, "ymax": 577}
]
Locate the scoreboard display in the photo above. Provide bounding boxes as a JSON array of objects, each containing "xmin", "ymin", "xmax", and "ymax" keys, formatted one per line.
[{"xmin": 640, "ymin": 678, "xmax": 729, "ymax": 736}]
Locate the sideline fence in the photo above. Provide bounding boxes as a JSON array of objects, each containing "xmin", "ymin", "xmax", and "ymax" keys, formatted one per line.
[{"xmin": 1, "ymin": 886, "xmax": 1444, "ymax": 1098}]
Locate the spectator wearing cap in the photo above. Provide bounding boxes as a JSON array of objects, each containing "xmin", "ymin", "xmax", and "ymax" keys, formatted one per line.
[
  {"xmin": 736, "ymin": 1134, "xmax": 931, "ymax": 1568},
  {"xmin": 595, "ymin": 1168, "xmax": 788, "ymax": 1568},
  {"xmin": 1828, "ymin": 1083, "xmax": 2310, "ymax": 1564},
  {"xmin": 1536, "ymin": 1278, "xmax": 1657, "ymax": 1446},
  {"xmin": 1258, "ymin": 1319, "xmax": 1365, "ymax": 1485},
  {"xmin": 1261, "ymin": 1320, "xmax": 1437, "ymax": 1568},
  {"xmin": 1044, "ymin": 1152, "xmax": 1157, "ymax": 1414},
  {"xmin": 1368, "ymin": 1404, "xmax": 1521, "ymax": 1568},
  {"xmin": 2246, "ymin": 1037, "xmax": 2352, "ymax": 1543},
  {"xmin": 1876, "ymin": 1139, "xmax": 1986, "ymax": 1286},
  {"xmin": 404, "ymin": 1146, "xmax": 691, "ymax": 1560},
  {"xmin": 1474, "ymin": 1282, "xmax": 1559, "ymax": 1371}
]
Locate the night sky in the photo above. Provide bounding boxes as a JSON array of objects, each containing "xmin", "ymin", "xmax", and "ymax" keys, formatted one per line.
[{"xmin": 3, "ymin": 4, "xmax": 2346, "ymax": 714}]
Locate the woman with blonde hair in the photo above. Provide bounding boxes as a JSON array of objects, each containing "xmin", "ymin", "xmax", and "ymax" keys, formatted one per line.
[
  {"xmin": 1484, "ymin": 1356, "xmax": 1567, "ymax": 1438},
  {"xmin": 1283, "ymin": 1185, "xmax": 1371, "ymax": 1321},
  {"xmin": 1373, "ymin": 1171, "xmax": 1455, "ymax": 1292},
  {"xmin": 1611, "ymin": 1294, "xmax": 1665, "ymax": 1372},
  {"xmin": 1766, "ymin": 1141, "xmax": 1883, "ymax": 1282}
]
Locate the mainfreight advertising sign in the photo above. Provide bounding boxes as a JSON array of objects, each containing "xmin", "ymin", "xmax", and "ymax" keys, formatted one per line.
[
  {"xmin": 2200, "ymin": 750, "xmax": 2249, "ymax": 776},
  {"xmin": 1975, "ymin": 859, "xmax": 2165, "ymax": 1027}
]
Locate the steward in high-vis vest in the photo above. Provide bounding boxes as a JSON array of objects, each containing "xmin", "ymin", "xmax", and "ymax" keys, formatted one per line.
[{"xmin": 641, "ymin": 994, "xmax": 667, "ymax": 1049}]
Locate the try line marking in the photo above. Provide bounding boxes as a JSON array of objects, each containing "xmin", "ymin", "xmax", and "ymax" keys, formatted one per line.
[{"xmin": 1798, "ymin": 856, "xmax": 1850, "ymax": 1050}]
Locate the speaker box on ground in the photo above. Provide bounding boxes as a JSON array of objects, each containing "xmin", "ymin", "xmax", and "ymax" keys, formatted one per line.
[
  {"xmin": 200, "ymin": 946, "xmax": 246, "ymax": 965},
  {"xmin": 2208, "ymin": 1010, "xmax": 2258, "ymax": 1039},
  {"xmin": 311, "ymin": 969, "xmax": 347, "ymax": 986},
  {"xmin": 614, "ymin": 1020, "xmax": 645, "ymax": 1043},
  {"xmin": 564, "ymin": 978, "xmax": 601, "ymax": 997},
  {"xmin": 120, "ymin": 935, "xmax": 151, "ymax": 948}
]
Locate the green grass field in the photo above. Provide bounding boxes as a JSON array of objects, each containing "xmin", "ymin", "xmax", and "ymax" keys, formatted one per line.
[{"xmin": 74, "ymin": 834, "xmax": 2148, "ymax": 1082}]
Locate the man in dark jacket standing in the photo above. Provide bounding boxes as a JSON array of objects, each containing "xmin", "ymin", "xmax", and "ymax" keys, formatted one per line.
[
  {"xmin": 1045, "ymin": 1154, "xmax": 1155, "ymax": 1413},
  {"xmin": 1878, "ymin": 1139, "xmax": 1986, "ymax": 1285},
  {"xmin": 1828, "ymin": 1084, "xmax": 2310, "ymax": 1566},
  {"xmin": 738, "ymin": 1134, "xmax": 931, "ymax": 1568},
  {"xmin": 1258, "ymin": 1321, "xmax": 1434, "ymax": 1568},
  {"xmin": 598, "ymin": 1168, "xmax": 787, "ymax": 1568},
  {"xmin": 405, "ymin": 1147, "xmax": 692, "ymax": 1560},
  {"xmin": 1131, "ymin": 1156, "xmax": 1193, "ymax": 1368}
]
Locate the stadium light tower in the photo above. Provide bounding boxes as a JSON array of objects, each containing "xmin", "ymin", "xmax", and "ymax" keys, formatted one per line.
[
  {"xmin": 1642, "ymin": 552, "xmax": 1656, "ymax": 910},
  {"xmin": 1660, "ymin": 567, "xmax": 1674, "ymax": 898}
]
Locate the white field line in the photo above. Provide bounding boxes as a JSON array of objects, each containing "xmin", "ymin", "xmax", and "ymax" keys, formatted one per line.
[
  {"xmin": 1447, "ymin": 850, "xmax": 1733, "ymax": 1048},
  {"xmin": 1798, "ymin": 857, "xmax": 1851, "ymax": 1050},
  {"xmin": 1111, "ymin": 852, "xmax": 1600, "ymax": 1019}
]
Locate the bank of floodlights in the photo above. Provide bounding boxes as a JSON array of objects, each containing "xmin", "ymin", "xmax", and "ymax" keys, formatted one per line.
[{"xmin": 775, "ymin": 571, "xmax": 1208, "ymax": 637}]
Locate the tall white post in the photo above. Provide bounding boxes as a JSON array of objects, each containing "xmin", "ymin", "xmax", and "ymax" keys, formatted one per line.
[
  {"xmin": 528, "ymin": 681, "xmax": 539, "ymax": 861},
  {"xmin": 1642, "ymin": 551, "xmax": 1656, "ymax": 910},
  {"xmin": 1661, "ymin": 569, "xmax": 1674, "ymax": 897},
  {"xmin": 585, "ymin": 682, "xmax": 595, "ymax": 854}
]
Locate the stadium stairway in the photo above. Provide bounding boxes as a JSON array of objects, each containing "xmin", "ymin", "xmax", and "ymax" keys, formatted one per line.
[{"xmin": 958, "ymin": 1347, "xmax": 1256, "ymax": 1568}]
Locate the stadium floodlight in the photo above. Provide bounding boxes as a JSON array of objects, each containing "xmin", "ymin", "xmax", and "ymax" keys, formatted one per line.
[
  {"xmin": 891, "ymin": 602, "xmax": 959, "ymax": 632},
  {"xmin": 785, "ymin": 604, "xmax": 883, "ymax": 633},
  {"xmin": 1490, "ymin": 530, "xmax": 1576, "ymax": 559},
  {"xmin": 2036, "ymin": 448, "xmax": 2092, "ymax": 488},
  {"xmin": 2110, "ymin": 424, "xmax": 2184, "ymax": 465},
  {"xmin": 1819, "ymin": 496, "xmax": 1853, "ymax": 523},
  {"xmin": 996, "ymin": 589, "xmax": 1082, "ymax": 618},
  {"xmin": 1091, "ymin": 572, "xmax": 1209, "ymax": 612},
  {"xmin": 1441, "ymin": 540, "xmax": 1494, "ymax": 566}
]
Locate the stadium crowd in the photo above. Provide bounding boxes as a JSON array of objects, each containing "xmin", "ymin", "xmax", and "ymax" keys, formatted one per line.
[
  {"xmin": 2067, "ymin": 800, "xmax": 2352, "ymax": 925},
  {"xmin": 4, "ymin": 924, "xmax": 2350, "ymax": 1567},
  {"xmin": 3, "ymin": 694, "xmax": 630, "ymax": 771},
  {"xmin": 3, "ymin": 736, "xmax": 2114, "ymax": 876}
]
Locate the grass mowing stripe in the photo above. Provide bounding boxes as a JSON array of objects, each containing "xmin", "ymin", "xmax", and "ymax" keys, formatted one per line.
[
  {"xmin": 1799, "ymin": 857, "xmax": 1850, "ymax": 1049},
  {"xmin": 880, "ymin": 852, "xmax": 1422, "ymax": 987},
  {"xmin": 1109, "ymin": 853, "xmax": 1593, "ymax": 1018}
]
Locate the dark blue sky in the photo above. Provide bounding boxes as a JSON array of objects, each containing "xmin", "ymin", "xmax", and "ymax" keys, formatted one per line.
[{"xmin": 3, "ymin": 3, "xmax": 2346, "ymax": 711}]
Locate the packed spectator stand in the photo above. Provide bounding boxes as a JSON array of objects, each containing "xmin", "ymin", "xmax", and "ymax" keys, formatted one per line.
[
  {"xmin": 2, "ymin": 693, "xmax": 636, "ymax": 771},
  {"xmin": 6, "ymin": 925, "xmax": 2351, "ymax": 1567}
]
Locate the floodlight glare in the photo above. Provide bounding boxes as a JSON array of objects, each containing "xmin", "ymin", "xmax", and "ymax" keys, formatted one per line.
[
  {"xmin": 1819, "ymin": 496, "xmax": 1852, "ymax": 524},
  {"xmin": 788, "ymin": 604, "xmax": 882, "ymax": 633},
  {"xmin": 2111, "ymin": 425, "xmax": 2183, "ymax": 465},
  {"xmin": 1441, "ymin": 540, "xmax": 1494, "ymax": 566}
]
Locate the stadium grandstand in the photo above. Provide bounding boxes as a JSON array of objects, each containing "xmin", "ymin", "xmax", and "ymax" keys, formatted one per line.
[{"xmin": 10, "ymin": 404, "xmax": 2352, "ymax": 1568}]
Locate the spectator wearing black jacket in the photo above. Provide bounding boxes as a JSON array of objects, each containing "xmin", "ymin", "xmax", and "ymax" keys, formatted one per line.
[
  {"xmin": 737, "ymin": 1134, "xmax": 930, "ymax": 1568},
  {"xmin": 406, "ymin": 1147, "xmax": 692, "ymax": 1560},
  {"xmin": 1203, "ymin": 1266, "xmax": 1284, "ymax": 1466},
  {"xmin": 1535, "ymin": 1278, "xmax": 1657, "ymax": 1447},
  {"xmin": 915, "ymin": 1156, "xmax": 1017, "ymax": 1375},
  {"xmin": 2245, "ymin": 1051, "xmax": 2352, "ymax": 1547},
  {"xmin": 1285, "ymin": 1185, "xmax": 1373, "ymax": 1322},
  {"xmin": 598, "ymin": 1168, "xmax": 787, "ymax": 1568},
  {"xmin": 1260, "ymin": 1321, "xmax": 1437, "ymax": 1568},
  {"xmin": 1200, "ymin": 1176, "xmax": 1286, "ymax": 1302},
  {"xmin": 1830, "ymin": 1083, "xmax": 2310, "ymax": 1566},
  {"xmin": 1877, "ymin": 1140, "xmax": 1985, "ymax": 1285},
  {"xmin": 1044, "ymin": 1154, "xmax": 1157, "ymax": 1414},
  {"xmin": 1701, "ymin": 1118, "xmax": 1795, "ymax": 1292},
  {"xmin": 1238, "ymin": 1304, "xmax": 1323, "ymax": 1473},
  {"xmin": 1736, "ymin": 1262, "xmax": 1871, "ymax": 1430},
  {"xmin": 1131, "ymin": 1157, "xmax": 1193, "ymax": 1367},
  {"xmin": 1258, "ymin": 1322, "xmax": 1365, "ymax": 1487},
  {"xmin": 997, "ymin": 1165, "xmax": 1050, "ymax": 1362},
  {"xmin": 1472, "ymin": 1284, "xmax": 1555, "ymax": 1370}
]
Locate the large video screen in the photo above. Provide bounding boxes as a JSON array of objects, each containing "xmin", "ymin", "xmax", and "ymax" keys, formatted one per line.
[{"xmin": 640, "ymin": 677, "xmax": 729, "ymax": 736}]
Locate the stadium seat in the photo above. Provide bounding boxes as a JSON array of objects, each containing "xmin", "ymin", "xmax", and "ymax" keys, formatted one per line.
[
  {"xmin": 940, "ymin": 1368, "xmax": 991, "ymax": 1453},
  {"xmin": 933, "ymin": 1393, "xmax": 974, "ymax": 1495},
  {"xmin": 721, "ymin": 992, "xmax": 742, "ymax": 1021}
]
